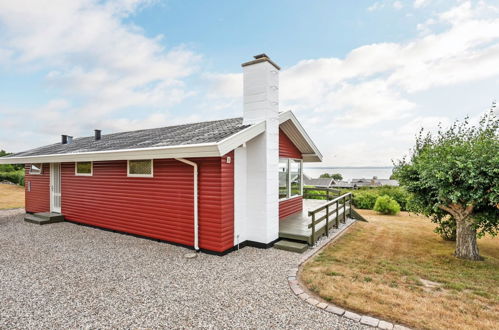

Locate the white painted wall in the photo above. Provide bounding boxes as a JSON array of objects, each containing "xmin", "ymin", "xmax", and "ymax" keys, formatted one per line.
[
  {"xmin": 236, "ymin": 57, "xmax": 279, "ymax": 245},
  {"xmin": 234, "ymin": 145, "xmax": 247, "ymax": 245}
]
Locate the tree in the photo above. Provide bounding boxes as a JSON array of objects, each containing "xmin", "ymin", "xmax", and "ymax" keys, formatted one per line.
[
  {"xmin": 331, "ymin": 173, "xmax": 343, "ymax": 181},
  {"xmin": 393, "ymin": 107, "xmax": 499, "ymax": 261},
  {"xmin": 0, "ymin": 150, "xmax": 23, "ymax": 171},
  {"xmin": 319, "ymin": 173, "xmax": 343, "ymax": 180}
]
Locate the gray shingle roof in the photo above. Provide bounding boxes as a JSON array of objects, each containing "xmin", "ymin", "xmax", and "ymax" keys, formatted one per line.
[
  {"xmin": 7, "ymin": 117, "xmax": 249, "ymax": 158},
  {"xmin": 303, "ymin": 175, "xmax": 334, "ymax": 187}
]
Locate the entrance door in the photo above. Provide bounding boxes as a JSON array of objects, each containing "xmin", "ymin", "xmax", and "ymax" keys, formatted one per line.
[{"xmin": 50, "ymin": 163, "xmax": 62, "ymax": 213}]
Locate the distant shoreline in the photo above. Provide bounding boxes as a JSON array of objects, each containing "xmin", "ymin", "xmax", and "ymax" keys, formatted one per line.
[
  {"xmin": 304, "ymin": 166, "xmax": 393, "ymax": 169},
  {"xmin": 303, "ymin": 167, "xmax": 394, "ymax": 181}
]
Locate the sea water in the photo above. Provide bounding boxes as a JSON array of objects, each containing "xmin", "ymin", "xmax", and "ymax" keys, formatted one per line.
[{"xmin": 303, "ymin": 167, "xmax": 394, "ymax": 181}]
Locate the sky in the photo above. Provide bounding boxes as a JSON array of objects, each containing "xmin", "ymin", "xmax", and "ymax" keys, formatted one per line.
[{"xmin": 0, "ymin": 0, "xmax": 498, "ymax": 166}]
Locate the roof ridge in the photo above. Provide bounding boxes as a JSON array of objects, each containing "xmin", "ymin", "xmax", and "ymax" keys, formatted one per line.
[{"xmin": 70, "ymin": 116, "xmax": 244, "ymax": 141}]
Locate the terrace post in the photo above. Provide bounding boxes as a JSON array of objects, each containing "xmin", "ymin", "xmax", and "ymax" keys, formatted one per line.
[
  {"xmin": 343, "ymin": 196, "xmax": 346, "ymax": 223},
  {"xmin": 311, "ymin": 213, "xmax": 316, "ymax": 245},
  {"xmin": 335, "ymin": 201, "xmax": 339, "ymax": 228},
  {"xmin": 325, "ymin": 204, "xmax": 329, "ymax": 236},
  {"xmin": 349, "ymin": 193, "xmax": 353, "ymax": 217}
]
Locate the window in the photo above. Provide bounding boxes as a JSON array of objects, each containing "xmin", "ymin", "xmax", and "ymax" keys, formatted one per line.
[
  {"xmin": 290, "ymin": 159, "xmax": 302, "ymax": 197},
  {"xmin": 279, "ymin": 159, "xmax": 289, "ymax": 199},
  {"xmin": 279, "ymin": 158, "xmax": 303, "ymax": 200},
  {"xmin": 128, "ymin": 160, "xmax": 153, "ymax": 177},
  {"xmin": 75, "ymin": 162, "xmax": 92, "ymax": 176},
  {"xmin": 29, "ymin": 163, "xmax": 42, "ymax": 175}
]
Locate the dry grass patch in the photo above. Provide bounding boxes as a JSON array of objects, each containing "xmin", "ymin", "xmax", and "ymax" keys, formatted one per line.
[
  {"xmin": 301, "ymin": 210, "xmax": 499, "ymax": 330},
  {"xmin": 0, "ymin": 183, "xmax": 25, "ymax": 209}
]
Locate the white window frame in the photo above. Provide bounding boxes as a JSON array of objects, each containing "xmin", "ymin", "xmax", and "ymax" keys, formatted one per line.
[
  {"xmin": 75, "ymin": 161, "xmax": 93, "ymax": 176},
  {"xmin": 279, "ymin": 158, "xmax": 303, "ymax": 201},
  {"xmin": 127, "ymin": 159, "xmax": 154, "ymax": 178},
  {"xmin": 279, "ymin": 158, "xmax": 289, "ymax": 201},
  {"xmin": 29, "ymin": 163, "xmax": 43, "ymax": 175}
]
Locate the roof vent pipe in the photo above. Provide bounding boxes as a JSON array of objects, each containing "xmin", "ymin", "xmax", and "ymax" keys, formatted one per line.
[
  {"xmin": 61, "ymin": 135, "xmax": 68, "ymax": 144},
  {"xmin": 95, "ymin": 129, "xmax": 101, "ymax": 141}
]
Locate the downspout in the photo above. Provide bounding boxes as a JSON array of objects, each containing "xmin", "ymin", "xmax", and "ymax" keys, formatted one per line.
[{"xmin": 175, "ymin": 158, "xmax": 199, "ymax": 251}]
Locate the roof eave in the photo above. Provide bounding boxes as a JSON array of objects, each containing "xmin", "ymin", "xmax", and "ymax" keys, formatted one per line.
[
  {"xmin": 0, "ymin": 122, "xmax": 267, "ymax": 164},
  {"xmin": 302, "ymin": 153, "xmax": 322, "ymax": 162},
  {"xmin": 0, "ymin": 143, "xmax": 222, "ymax": 164}
]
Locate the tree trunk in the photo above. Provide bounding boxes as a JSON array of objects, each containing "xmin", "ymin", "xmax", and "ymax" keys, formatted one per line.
[{"xmin": 455, "ymin": 216, "xmax": 481, "ymax": 261}]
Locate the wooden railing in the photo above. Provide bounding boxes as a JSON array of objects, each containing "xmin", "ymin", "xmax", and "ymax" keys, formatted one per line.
[
  {"xmin": 303, "ymin": 187, "xmax": 341, "ymax": 200},
  {"xmin": 307, "ymin": 192, "xmax": 353, "ymax": 245}
]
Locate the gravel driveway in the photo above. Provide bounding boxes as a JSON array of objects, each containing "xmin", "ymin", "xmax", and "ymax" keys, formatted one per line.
[{"xmin": 0, "ymin": 209, "xmax": 368, "ymax": 329}]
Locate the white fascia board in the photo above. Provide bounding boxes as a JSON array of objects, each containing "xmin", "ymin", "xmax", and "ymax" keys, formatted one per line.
[
  {"xmin": 279, "ymin": 111, "xmax": 323, "ymax": 161},
  {"xmin": 0, "ymin": 122, "xmax": 268, "ymax": 164},
  {"xmin": 0, "ymin": 143, "xmax": 220, "ymax": 164},
  {"xmin": 302, "ymin": 153, "xmax": 322, "ymax": 162},
  {"xmin": 217, "ymin": 120, "xmax": 266, "ymax": 156}
]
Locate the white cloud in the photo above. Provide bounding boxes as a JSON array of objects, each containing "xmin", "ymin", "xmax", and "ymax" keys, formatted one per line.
[
  {"xmin": 1, "ymin": 0, "xmax": 498, "ymax": 168},
  {"xmin": 414, "ymin": 0, "xmax": 430, "ymax": 8},
  {"xmin": 368, "ymin": 2, "xmax": 385, "ymax": 11},
  {"xmin": 204, "ymin": 73, "xmax": 242, "ymax": 99},
  {"xmin": 209, "ymin": 1, "xmax": 499, "ymax": 126},
  {"xmin": 393, "ymin": 1, "xmax": 403, "ymax": 10},
  {"xmin": 204, "ymin": 1, "xmax": 499, "ymax": 166},
  {"xmin": 0, "ymin": 0, "xmax": 200, "ymax": 142},
  {"xmin": 380, "ymin": 115, "xmax": 452, "ymax": 142}
]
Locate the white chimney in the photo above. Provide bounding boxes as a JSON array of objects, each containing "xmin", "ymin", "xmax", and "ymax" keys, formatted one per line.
[
  {"xmin": 236, "ymin": 54, "xmax": 280, "ymax": 245},
  {"xmin": 242, "ymin": 53, "xmax": 280, "ymax": 125}
]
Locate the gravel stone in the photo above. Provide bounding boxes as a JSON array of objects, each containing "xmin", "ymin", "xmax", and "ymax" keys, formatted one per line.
[
  {"xmin": 0, "ymin": 210, "xmax": 369, "ymax": 329},
  {"xmin": 360, "ymin": 316, "xmax": 379, "ymax": 327},
  {"xmin": 344, "ymin": 311, "xmax": 362, "ymax": 322},
  {"xmin": 378, "ymin": 321, "xmax": 394, "ymax": 329}
]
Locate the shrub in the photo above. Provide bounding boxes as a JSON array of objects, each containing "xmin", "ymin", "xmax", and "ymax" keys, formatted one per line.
[
  {"xmin": 353, "ymin": 190, "xmax": 379, "ymax": 209},
  {"xmin": 0, "ymin": 170, "xmax": 25, "ymax": 186},
  {"xmin": 373, "ymin": 195, "xmax": 401, "ymax": 215},
  {"xmin": 376, "ymin": 186, "xmax": 411, "ymax": 210}
]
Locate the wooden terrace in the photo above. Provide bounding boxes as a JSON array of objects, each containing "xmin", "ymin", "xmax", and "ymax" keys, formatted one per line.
[{"xmin": 279, "ymin": 189, "xmax": 353, "ymax": 245}]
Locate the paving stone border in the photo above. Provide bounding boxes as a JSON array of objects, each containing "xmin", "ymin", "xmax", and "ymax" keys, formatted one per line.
[{"xmin": 287, "ymin": 219, "xmax": 412, "ymax": 330}]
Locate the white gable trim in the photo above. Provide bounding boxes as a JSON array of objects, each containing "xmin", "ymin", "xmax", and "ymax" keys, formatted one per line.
[
  {"xmin": 218, "ymin": 120, "xmax": 265, "ymax": 156},
  {"xmin": 279, "ymin": 111, "xmax": 323, "ymax": 162}
]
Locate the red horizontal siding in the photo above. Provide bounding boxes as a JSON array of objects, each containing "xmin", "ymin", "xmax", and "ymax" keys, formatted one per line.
[
  {"xmin": 25, "ymin": 164, "xmax": 50, "ymax": 213},
  {"xmin": 196, "ymin": 153, "xmax": 234, "ymax": 252},
  {"xmin": 59, "ymin": 156, "xmax": 234, "ymax": 253},
  {"xmin": 279, "ymin": 196, "xmax": 303, "ymax": 219},
  {"xmin": 279, "ymin": 129, "xmax": 302, "ymax": 159}
]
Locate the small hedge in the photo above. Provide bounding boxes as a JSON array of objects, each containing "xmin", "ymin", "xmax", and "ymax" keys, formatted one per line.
[
  {"xmin": 0, "ymin": 170, "xmax": 25, "ymax": 186},
  {"xmin": 304, "ymin": 186, "xmax": 412, "ymax": 212},
  {"xmin": 353, "ymin": 190, "xmax": 379, "ymax": 209},
  {"xmin": 350, "ymin": 186, "xmax": 411, "ymax": 211},
  {"xmin": 373, "ymin": 195, "xmax": 401, "ymax": 215}
]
